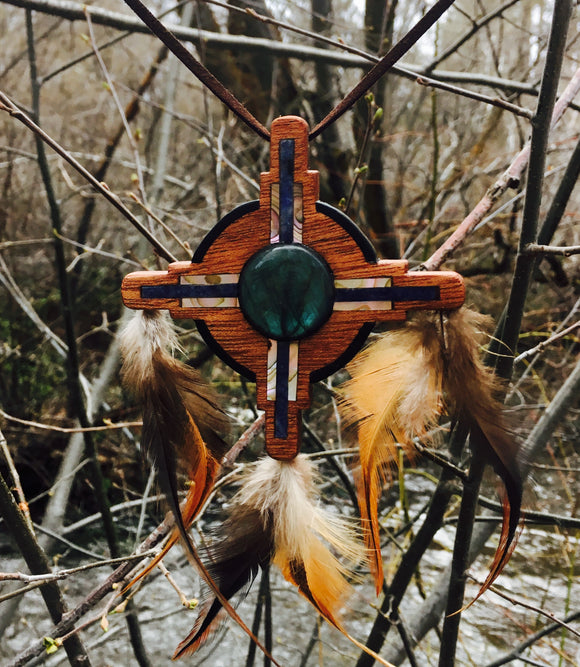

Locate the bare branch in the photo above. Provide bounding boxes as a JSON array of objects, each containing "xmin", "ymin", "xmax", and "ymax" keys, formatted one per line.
[
  {"xmin": 416, "ymin": 74, "xmax": 534, "ymax": 119},
  {"xmin": 514, "ymin": 320, "xmax": 580, "ymax": 364},
  {"xmin": 0, "ymin": 0, "xmax": 547, "ymax": 98},
  {"xmin": 422, "ymin": 64, "xmax": 580, "ymax": 271},
  {"xmin": 524, "ymin": 242, "xmax": 580, "ymax": 257},
  {"xmin": 0, "ymin": 408, "xmax": 142, "ymax": 433},
  {"xmin": 475, "ymin": 579, "xmax": 580, "ymax": 640},
  {"xmin": 0, "ymin": 90, "xmax": 177, "ymax": 262},
  {"xmin": 0, "ymin": 552, "xmax": 157, "ymax": 585}
]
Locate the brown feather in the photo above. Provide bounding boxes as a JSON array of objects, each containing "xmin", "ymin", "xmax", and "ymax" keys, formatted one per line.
[
  {"xmin": 120, "ymin": 311, "xmax": 229, "ymax": 589},
  {"xmin": 239, "ymin": 456, "xmax": 363, "ymax": 625},
  {"xmin": 341, "ymin": 319, "xmax": 443, "ymax": 593},
  {"xmin": 173, "ymin": 505, "xmax": 274, "ymax": 658},
  {"xmin": 444, "ymin": 308, "xmax": 523, "ymax": 598},
  {"xmin": 124, "ymin": 430, "xmax": 220, "ymax": 592},
  {"xmin": 177, "ymin": 457, "xmax": 401, "ymax": 666},
  {"xmin": 342, "ymin": 308, "xmax": 522, "ymax": 599},
  {"xmin": 179, "ymin": 457, "xmax": 362, "ymax": 652}
]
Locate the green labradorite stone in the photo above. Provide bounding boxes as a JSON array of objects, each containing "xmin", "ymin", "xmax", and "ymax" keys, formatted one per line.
[{"xmin": 238, "ymin": 244, "xmax": 334, "ymax": 340}]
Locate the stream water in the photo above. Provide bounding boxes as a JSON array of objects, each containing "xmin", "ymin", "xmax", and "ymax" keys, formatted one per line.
[{"xmin": 1, "ymin": 452, "xmax": 579, "ymax": 666}]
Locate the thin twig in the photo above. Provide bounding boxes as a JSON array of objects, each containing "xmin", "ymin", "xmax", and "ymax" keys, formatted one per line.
[
  {"xmin": 0, "ymin": 253, "xmax": 68, "ymax": 356},
  {"xmin": 128, "ymin": 193, "xmax": 190, "ymax": 254},
  {"xmin": 416, "ymin": 74, "xmax": 533, "ymax": 119},
  {"xmin": 0, "ymin": 408, "xmax": 142, "ymax": 433},
  {"xmin": 6, "ymin": 520, "xmax": 170, "ymax": 667},
  {"xmin": 422, "ymin": 63, "xmax": 580, "ymax": 271},
  {"xmin": 40, "ymin": 0, "xmax": 185, "ymax": 83},
  {"xmin": 309, "ymin": 0, "xmax": 457, "ymax": 139},
  {"xmin": 523, "ymin": 243, "xmax": 580, "ymax": 257},
  {"xmin": 0, "ymin": 552, "xmax": 157, "ymax": 584},
  {"xmin": 514, "ymin": 321, "xmax": 579, "ymax": 364},
  {"xmin": 424, "ymin": 0, "xmax": 522, "ymax": 72},
  {"xmin": 0, "ymin": 428, "xmax": 33, "ymax": 531},
  {"xmin": 469, "ymin": 577, "xmax": 580, "ymax": 640},
  {"xmin": 0, "ymin": 90, "xmax": 177, "ymax": 262},
  {"xmin": 483, "ymin": 609, "xmax": 580, "ymax": 667},
  {"xmin": 84, "ymin": 9, "xmax": 150, "ymax": 219},
  {"xmin": 0, "ymin": 469, "xmax": 91, "ymax": 667},
  {"xmin": 122, "ymin": 0, "xmax": 270, "ymax": 140},
  {"xmin": 157, "ymin": 561, "xmax": 197, "ymax": 608},
  {"xmin": 222, "ymin": 414, "xmax": 265, "ymax": 467}
]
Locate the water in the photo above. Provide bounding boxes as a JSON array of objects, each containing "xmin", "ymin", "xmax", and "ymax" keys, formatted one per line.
[{"xmin": 1, "ymin": 458, "xmax": 578, "ymax": 666}]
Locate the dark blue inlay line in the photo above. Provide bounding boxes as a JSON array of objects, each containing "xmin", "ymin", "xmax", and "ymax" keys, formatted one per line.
[
  {"xmin": 141, "ymin": 283, "xmax": 238, "ymax": 300},
  {"xmin": 274, "ymin": 341, "xmax": 290, "ymax": 439},
  {"xmin": 278, "ymin": 139, "xmax": 295, "ymax": 244},
  {"xmin": 335, "ymin": 285, "xmax": 440, "ymax": 303}
]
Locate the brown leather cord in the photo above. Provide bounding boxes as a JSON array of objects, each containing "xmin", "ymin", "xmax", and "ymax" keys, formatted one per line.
[
  {"xmin": 123, "ymin": 0, "xmax": 271, "ymax": 140},
  {"xmin": 308, "ymin": 0, "xmax": 456, "ymax": 139},
  {"xmin": 123, "ymin": 0, "xmax": 456, "ymax": 141}
]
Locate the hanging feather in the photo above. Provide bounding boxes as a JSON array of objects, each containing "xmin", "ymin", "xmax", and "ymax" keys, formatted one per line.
[
  {"xmin": 119, "ymin": 310, "xmax": 230, "ymax": 586},
  {"xmin": 123, "ymin": 449, "xmax": 220, "ymax": 591},
  {"xmin": 120, "ymin": 311, "xmax": 287, "ymax": 664},
  {"xmin": 175, "ymin": 454, "xmax": 365, "ymax": 658},
  {"xmin": 173, "ymin": 503, "xmax": 273, "ymax": 658},
  {"xmin": 341, "ymin": 317, "xmax": 444, "ymax": 593},
  {"xmin": 341, "ymin": 308, "xmax": 523, "ymax": 599},
  {"xmin": 444, "ymin": 308, "xmax": 522, "ymax": 599}
]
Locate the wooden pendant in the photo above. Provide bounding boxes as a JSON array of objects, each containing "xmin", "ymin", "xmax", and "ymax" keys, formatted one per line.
[{"xmin": 122, "ymin": 116, "xmax": 465, "ymax": 460}]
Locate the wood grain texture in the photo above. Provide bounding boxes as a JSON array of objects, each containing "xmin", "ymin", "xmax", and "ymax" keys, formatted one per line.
[{"xmin": 121, "ymin": 116, "xmax": 465, "ymax": 460}]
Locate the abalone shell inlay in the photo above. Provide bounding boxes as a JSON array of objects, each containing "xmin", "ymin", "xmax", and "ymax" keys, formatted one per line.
[
  {"xmin": 335, "ymin": 283, "xmax": 440, "ymax": 307},
  {"xmin": 270, "ymin": 183, "xmax": 303, "ymax": 243},
  {"xmin": 122, "ymin": 116, "xmax": 465, "ymax": 460},
  {"xmin": 140, "ymin": 274, "xmax": 238, "ymax": 305}
]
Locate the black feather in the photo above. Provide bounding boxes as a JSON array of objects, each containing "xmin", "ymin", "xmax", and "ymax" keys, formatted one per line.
[{"xmin": 174, "ymin": 507, "xmax": 274, "ymax": 658}]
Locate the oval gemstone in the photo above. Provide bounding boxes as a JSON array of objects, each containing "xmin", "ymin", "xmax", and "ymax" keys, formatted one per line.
[{"xmin": 238, "ymin": 244, "xmax": 334, "ymax": 340}]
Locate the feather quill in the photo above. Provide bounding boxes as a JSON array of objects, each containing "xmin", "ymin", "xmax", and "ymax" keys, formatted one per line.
[{"xmin": 341, "ymin": 319, "xmax": 444, "ymax": 593}]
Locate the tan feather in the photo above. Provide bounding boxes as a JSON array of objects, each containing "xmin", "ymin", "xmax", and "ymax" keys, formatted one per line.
[
  {"xmin": 342, "ymin": 307, "xmax": 522, "ymax": 602},
  {"xmin": 237, "ymin": 455, "xmax": 363, "ymax": 627},
  {"xmin": 120, "ymin": 310, "xmax": 230, "ymax": 455},
  {"xmin": 176, "ymin": 457, "xmax": 400, "ymax": 666},
  {"xmin": 179, "ymin": 456, "xmax": 362, "ymax": 646},
  {"xmin": 341, "ymin": 319, "xmax": 443, "ymax": 593}
]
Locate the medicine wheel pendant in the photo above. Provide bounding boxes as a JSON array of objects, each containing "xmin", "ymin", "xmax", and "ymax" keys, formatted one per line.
[{"xmin": 121, "ymin": 116, "xmax": 465, "ymax": 459}]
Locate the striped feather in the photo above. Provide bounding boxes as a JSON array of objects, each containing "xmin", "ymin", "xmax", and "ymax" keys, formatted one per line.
[
  {"xmin": 178, "ymin": 456, "xmax": 363, "ymax": 653},
  {"xmin": 341, "ymin": 308, "xmax": 523, "ymax": 601},
  {"xmin": 444, "ymin": 308, "xmax": 522, "ymax": 599}
]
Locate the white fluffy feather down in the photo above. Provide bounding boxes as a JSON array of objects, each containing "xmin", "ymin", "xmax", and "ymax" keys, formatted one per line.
[
  {"xmin": 120, "ymin": 310, "xmax": 181, "ymax": 389},
  {"xmin": 235, "ymin": 455, "xmax": 363, "ymax": 564}
]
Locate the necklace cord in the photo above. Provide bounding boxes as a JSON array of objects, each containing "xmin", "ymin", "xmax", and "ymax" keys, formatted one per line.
[
  {"xmin": 308, "ymin": 0, "xmax": 456, "ymax": 139},
  {"xmin": 122, "ymin": 0, "xmax": 456, "ymax": 141},
  {"xmin": 123, "ymin": 0, "xmax": 271, "ymax": 140}
]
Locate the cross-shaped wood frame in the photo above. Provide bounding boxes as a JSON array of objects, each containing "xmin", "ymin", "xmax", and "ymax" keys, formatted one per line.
[{"xmin": 122, "ymin": 116, "xmax": 465, "ymax": 460}]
